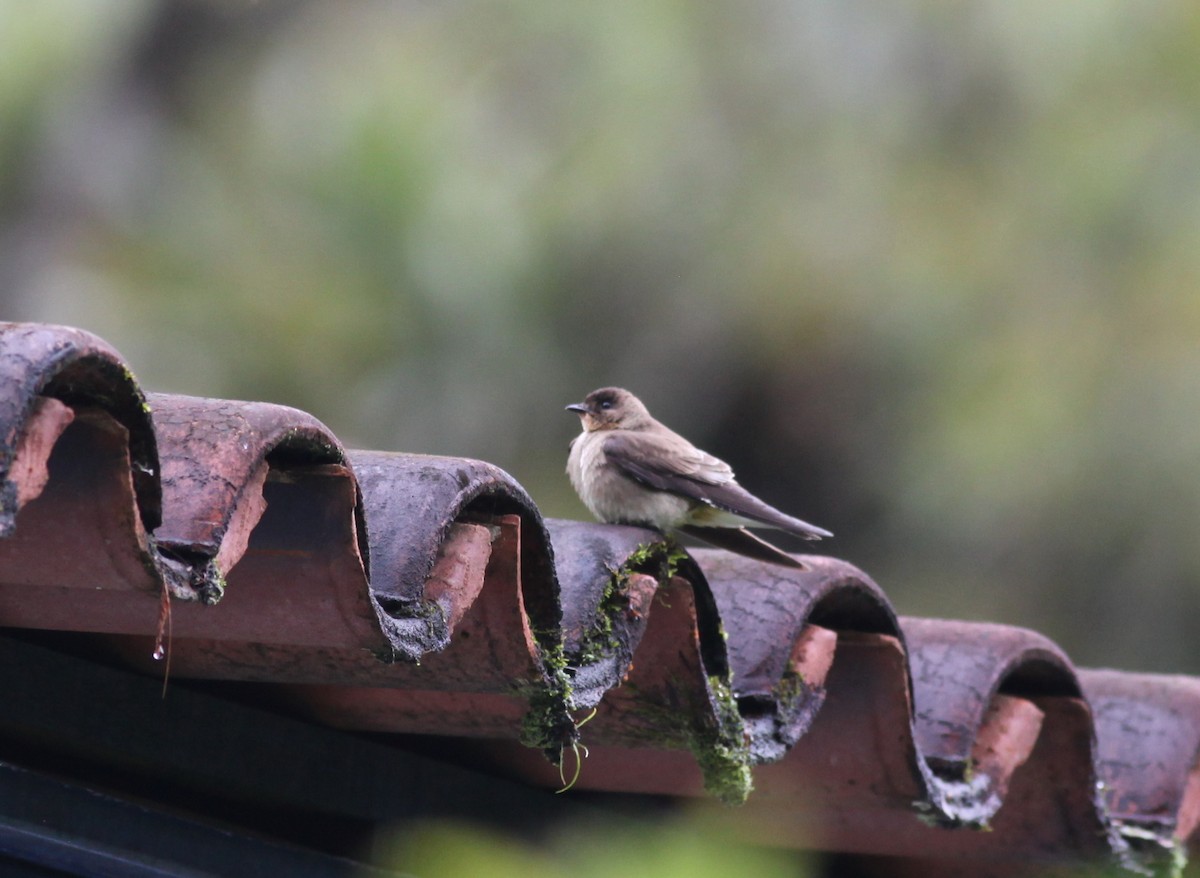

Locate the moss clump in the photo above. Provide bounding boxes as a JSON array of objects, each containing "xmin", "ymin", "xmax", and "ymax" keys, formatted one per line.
[
  {"xmin": 623, "ymin": 673, "xmax": 754, "ymax": 806},
  {"xmin": 694, "ymin": 674, "xmax": 754, "ymax": 805},
  {"xmin": 574, "ymin": 574, "xmax": 626, "ymax": 665},
  {"xmin": 630, "ymin": 538, "xmax": 689, "ymax": 581},
  {"xmin": 590, "ymin": 541, "xmax": 752, "ymax": 804},
  {"xmin": 520, "ymin": 538, "xmax": 737, "ymax": 792},
  {"xmin": 518, "ymin": 636, "xmax": 579, "ymax": 764},
  {"xmin": 772, "ymin": 669, "xmax": 807, "ymax": 708},
  {"xmin": 574, "ymin": 539, "xmax": 688, "ymax": 666}
]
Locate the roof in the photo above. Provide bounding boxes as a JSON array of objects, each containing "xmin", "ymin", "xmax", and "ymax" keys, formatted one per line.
[{"xmin": 0, "ymin": 321, "xmax": 1196, "ymax": 876}]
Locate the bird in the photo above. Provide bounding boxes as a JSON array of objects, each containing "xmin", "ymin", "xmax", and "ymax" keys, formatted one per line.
[{"xmin": 566, "ymin": 386, "xmax": 831, "ymax": 569}]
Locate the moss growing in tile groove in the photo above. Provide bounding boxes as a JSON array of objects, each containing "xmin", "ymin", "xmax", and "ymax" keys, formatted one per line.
[
  {"xmin": 621, "ymin": 538, "xmax": 689, "ymax": 587},
  {"xmin": 772, "ymin": 669, "xmax": 807, "ymax": 705},
  {"xmin": 573, "ymin": 573, "xmax": 626, "ymax": 667},
  {"xmin": 516, "ymin": 635, "xmax": 580, "ymax": 767},
  {"xmin": 576, "ymin": 540, "xmax": 752, "ymax": 804},
  {"xmin": 517, "ymin": 540, "xmax": 697, "ymax": 780},
  {"xmin": 517, "ymin": 539, "xmax": 756, "ymax": 802},
  {"xmin": 573, "ymin": 540, "xmax": 688, "ymax": 667},
  {"xmin": 696, "ymin": 673, "xmax": 755, "ymax": 804},
  {"xmin": 612, "ymin": 673, "xmax": 754, "ymax": 806}
]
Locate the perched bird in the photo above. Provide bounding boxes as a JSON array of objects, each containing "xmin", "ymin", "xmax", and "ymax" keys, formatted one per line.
[{"xmin": 566, "ymin": 386, "xmax": 831, "ymax": 569}]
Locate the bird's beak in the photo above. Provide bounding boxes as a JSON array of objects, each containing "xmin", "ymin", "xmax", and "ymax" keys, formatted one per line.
[{"xmin": 565, "ymin": 403, "xmax": 589, "ymax": 415}]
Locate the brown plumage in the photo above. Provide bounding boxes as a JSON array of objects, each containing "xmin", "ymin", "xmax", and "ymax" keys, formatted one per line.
[{"xmin": 566, "ymin": 387, "xmax": 831, "ymax": 569}]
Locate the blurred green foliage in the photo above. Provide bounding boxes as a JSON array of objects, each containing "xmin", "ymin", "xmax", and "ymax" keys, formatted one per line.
[
  {"xmin": 2, "ymin": 0, "xmax": 1200, "ymax": 675},
  {"xmin": 378, "ymin": 812, "xmax": 804, "ymax": 878}
]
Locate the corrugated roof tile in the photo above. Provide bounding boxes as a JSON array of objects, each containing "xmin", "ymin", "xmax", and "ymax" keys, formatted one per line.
[{"xmin": 0, "ymin": 321, "xmax": 1195, "ymax": 875}]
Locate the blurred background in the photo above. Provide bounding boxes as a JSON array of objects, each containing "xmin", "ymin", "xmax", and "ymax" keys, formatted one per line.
[{"xmin": 2, "ymin": 0, "xmax": 1198, "ymax": 681}]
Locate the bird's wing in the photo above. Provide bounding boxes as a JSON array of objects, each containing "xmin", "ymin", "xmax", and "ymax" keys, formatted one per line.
[
  {"xmin": 603, "ymin": 431, "xmax": 832, "ymax": 540},
  {"xmin": 601, "ymin": 430, "xmax": 733, "ymax": 491}
]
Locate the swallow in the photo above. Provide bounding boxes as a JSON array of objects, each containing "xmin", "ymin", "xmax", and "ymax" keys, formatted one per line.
[{"xmin": 566, "ymin": 387, "xmax": 831, "ymax": 568}]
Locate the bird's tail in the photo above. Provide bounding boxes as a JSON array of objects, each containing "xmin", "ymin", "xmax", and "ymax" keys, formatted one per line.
[
  {"xmin": 689, "ymin": 481, "xmax": 832, "ymax": 540},
  {"xmin": 679, "ymin": 525, "xmax": 809, "ymax": 570}
]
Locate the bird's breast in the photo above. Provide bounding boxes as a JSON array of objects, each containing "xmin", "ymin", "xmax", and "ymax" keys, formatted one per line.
[
  {"xmin": 567, "ymin": 432, "xmax": 608, "ymax": 510},
  {"xmin": 568, "ymin": 431, "xmax": 690, "ymax": 529}
]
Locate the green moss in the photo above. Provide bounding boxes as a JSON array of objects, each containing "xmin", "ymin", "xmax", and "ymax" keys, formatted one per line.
[
  {"xmin": 574, "ymin": 576, "xmax": 624, "ymax": 665},
  {"xmin": 694, "ymin": 674, "xmax": 754, "ymax": 804},
  {"xmin": 573, "ymin": 539, "xmax": 687, "ymax": 665},
  {"xmin": 517, "ymin": 538, "xmax": 748, "ymax": 798},
  {"xmin": 577, "ymin": 540, "xmax": 752, "ymax": 804},
  {"xmin": 772, "ymin": 670, "xmax": 807, "ymax": 708},
  {"xmin": 614, "ymin": 674, "xmax": 754, "ymax": 806},
  {"xmin": 629, "ymin": 539, "xmax": 688, "ymax": 577},
  {"xmin": 517, "ymin": 635, "xmax": 578, "ymax": 763}
]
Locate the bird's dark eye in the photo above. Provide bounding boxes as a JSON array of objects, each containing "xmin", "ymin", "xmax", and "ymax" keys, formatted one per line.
[{"xmin": 599, "ymin": 400, "xmax": 613, "ymax": 410}]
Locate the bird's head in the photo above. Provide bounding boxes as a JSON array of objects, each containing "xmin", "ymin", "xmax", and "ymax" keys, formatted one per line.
[{"xmin": 566, "ymin": 387, "xmax": 652, "ymax": 432}]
